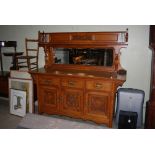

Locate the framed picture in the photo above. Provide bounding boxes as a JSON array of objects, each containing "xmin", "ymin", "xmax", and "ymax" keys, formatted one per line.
[
  {"xmin": 10, "ymin": 89, "xmax": 26, "ymax": 117},
  {"xmin": 9, "ymin": 78, "xmax": 34, "ymax": 113}
]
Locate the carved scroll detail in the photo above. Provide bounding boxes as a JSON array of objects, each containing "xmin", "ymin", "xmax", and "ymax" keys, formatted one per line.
[{"xmin": 44, "ymin": 46, "xmax": 54, "ymax": 68}]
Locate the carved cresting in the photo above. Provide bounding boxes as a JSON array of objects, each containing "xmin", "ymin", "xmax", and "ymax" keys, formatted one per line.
[{"xmin": 71, "ymin": 35, "xmax": 93, "ymax": 41}]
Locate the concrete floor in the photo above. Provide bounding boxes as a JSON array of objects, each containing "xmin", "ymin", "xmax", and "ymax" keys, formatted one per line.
[{"xmin": 0, "ymin": 97, "xmax": 22, "ymax": 129}]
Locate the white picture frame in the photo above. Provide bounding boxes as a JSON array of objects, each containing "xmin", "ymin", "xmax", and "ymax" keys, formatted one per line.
[
  {"xmin": 9, "ymin": 78, "xmax": 34, "ymax": 113},
  {"xmin": 10, "ymin": 89, "xmax": 26, "ymax": 117}
]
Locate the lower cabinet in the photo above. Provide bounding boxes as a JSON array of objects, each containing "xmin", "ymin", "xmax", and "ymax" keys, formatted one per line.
[{"xmin": 36, "ymin": 75, "xmax": 117, "ymax": 128}]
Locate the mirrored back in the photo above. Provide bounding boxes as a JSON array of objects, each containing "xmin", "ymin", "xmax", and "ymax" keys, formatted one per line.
[{"xmin": 54, "ymin": 48, "xmax": 114, "ymax": 67}]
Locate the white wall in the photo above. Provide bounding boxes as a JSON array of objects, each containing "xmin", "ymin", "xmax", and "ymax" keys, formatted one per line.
[{"xmin": 0, "ymin": 25, "xmax": 151, "ymax": 115}]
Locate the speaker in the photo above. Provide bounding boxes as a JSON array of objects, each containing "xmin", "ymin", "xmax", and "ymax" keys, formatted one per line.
[
  {"xmin": 118, "ymin": 110, "xmax": 138, "ymax": 129},
  {"xmin": 116, "ymin": 88, "xmax": 145, "ymax": 128}
]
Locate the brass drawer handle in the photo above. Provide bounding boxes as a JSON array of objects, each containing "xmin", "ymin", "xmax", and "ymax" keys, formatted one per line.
[
  {"xmin": 95, "ymin": 83, "xmax": 103, "ymax": 89},
  {"xmin": 68, "ymin": 81, "xmax": 75, "ymax": 86}
]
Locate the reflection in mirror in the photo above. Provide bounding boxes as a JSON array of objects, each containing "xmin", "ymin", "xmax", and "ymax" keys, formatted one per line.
[{"xmin": 54, "ymin": 48, "xmax": 113, "ymax": 67}]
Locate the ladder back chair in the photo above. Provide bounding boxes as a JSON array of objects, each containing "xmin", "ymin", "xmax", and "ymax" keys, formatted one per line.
[{"xmin": 16, "ymin": 38, "xmax": 39, "ymax": 71}]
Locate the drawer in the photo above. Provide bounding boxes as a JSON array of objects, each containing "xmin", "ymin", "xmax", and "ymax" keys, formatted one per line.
[
  {"xmin": 39, "ymin": 76, "xmax": 60, "ymax": 86},
  {"xmin": 61, "ymin": 78, "xmax": 84, "ymax": 89},
  {"xmin": 86, "ymin": 80, "xmax": 112, "ymax": 91}
]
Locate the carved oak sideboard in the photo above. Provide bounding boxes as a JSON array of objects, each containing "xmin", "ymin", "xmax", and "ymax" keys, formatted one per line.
[{"xmin": 30, "ymin": 30, "xmax": 128, "ymax": 128}]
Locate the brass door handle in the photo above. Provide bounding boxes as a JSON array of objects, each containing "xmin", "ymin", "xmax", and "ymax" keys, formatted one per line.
[
  {"xmin": 95, "ymin": 83, "xmax": 103, "ymax": 89},
  {"xmin": 68, "ymin": 81, "xmax": 75, "ymax": 87}
]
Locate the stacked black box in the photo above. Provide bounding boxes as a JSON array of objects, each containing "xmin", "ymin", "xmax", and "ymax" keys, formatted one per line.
[{"xmin": 118, "ymin": 110, "xmax": 138, "ymax": 129}]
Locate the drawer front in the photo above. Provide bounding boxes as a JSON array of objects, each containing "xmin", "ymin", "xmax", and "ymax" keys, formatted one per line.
[
  {"xmin": 61, "ymin": 78, "xmax": 84, "ymax": 89},
  {"xmin": 39, "ymin": 76, "xmax": 60, "ymax": 86},
  {"xmin": 86, "ymin": 80, "xmax": 112, "ymax": 91}
]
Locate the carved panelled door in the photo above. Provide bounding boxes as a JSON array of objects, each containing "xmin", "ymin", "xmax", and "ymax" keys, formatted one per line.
[
  {"xmin": 60, "ymin": 88, "xmax": 83, "ymax": 117},
  {"xmin": 39, "ymin": 86, "xmax": 59, "ymax": 114},
  {"xmin": 85, "ymin": 91, "xmax": 110, "ymax": 120}
]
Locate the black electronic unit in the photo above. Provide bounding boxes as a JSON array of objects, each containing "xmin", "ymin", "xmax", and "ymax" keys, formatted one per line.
[
  {"xmin": 118, "ymin": 110, "xmax": 138, "ymax": 129},
  {"xmin": 0, "ymin": 41, "xmax": 17, "ymax": 47}
]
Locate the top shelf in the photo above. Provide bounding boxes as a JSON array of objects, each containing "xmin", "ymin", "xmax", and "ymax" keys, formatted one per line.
[{"xmin": 38, "ymin": 31, "xmax": 128, "ymax": 48}]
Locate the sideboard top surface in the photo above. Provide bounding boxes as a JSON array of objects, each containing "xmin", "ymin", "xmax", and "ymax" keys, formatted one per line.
[{"xmin": 30, "ymin": 68, "xmax": 126, "ymax": 82}]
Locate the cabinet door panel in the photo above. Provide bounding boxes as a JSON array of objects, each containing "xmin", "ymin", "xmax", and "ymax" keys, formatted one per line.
[
  {"xmin": 61, "ymin": 88, "xmax": 83, "ymax": 116},
  {"xmin": 85, "ymin": 91, "xmax": 110, "ymax": 118},
  {"xmin": 39, "ymin": 86, "xmax": 59, "ymax": 113}
]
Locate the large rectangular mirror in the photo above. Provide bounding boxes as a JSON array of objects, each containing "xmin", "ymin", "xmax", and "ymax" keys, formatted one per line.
[{"xmin": 54, "ymin": 48, "xmax": 114, "ymax": 67}]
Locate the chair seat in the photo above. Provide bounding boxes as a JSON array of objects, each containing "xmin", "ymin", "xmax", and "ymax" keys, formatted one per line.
[{"xmin": 17, "ymin": 55, "xmax": 37, "ymax": 59}]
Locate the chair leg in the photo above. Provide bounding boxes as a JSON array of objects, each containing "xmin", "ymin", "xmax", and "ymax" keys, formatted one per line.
[
  {"xmin": 16, "ymin": 58, "xmax": 19, "ymax": 70},
  {"xmin": 27, "ymin": 58, "xmax": 31, "ymax": 71}
]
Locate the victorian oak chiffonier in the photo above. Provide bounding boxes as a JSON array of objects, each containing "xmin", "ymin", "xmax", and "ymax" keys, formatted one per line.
[{"xmin": 30, "ymin": 30, "xmax": 128, "ymax": 128}]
